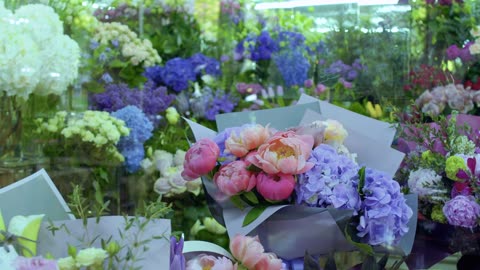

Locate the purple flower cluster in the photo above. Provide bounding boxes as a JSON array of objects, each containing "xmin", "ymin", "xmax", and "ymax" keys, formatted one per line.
[
  {"xmin": 202, "ymin": 88, "xmax": 238, "ymax": 120},
  {"xmin": 90, "ymin": 81, "xmax": 175, "ymax": 123},
  {"xmin": 443, "ymin": 195, "xmax": 480, "ymax": 228},
  {"xmin": 221, "ymin": 0, "xmax": 243, "ymax": 24},
  {"xmin": 446, "ymin": 42, "xmax": 473, "ymax": 62},
  {"xmin": 277, "ymin": 31, "xmax": 306, "ymax": 48},
  {"xmin": 234, "ymin": 31, "xmax": 279, "ymax": 61},
  {"xmin": 296, "ymin": 144, "xmax": 360, "ymax": 209},
  {"xmin": 112, "ymin": 106, "xmax": 154, "ymax": 173},
  {"xmin": 189, "ymin": 53, "xmax": 222, "ymax": 77},
  {"xmin": 356, "ymin": 168, "xmax": 413, "ymax": 246},
  {"xmin": 144, "ymin": 54, "xmax": 222, "ymax": 92},
  {"xmin": 325, "ymin": 59, "xmax": 365, "ymax": 82},
  {"xmin": 273, "ymin": 48, "xmax": 310, "ymax": 88},
  {"xmin": 146, "ymin": 58, "xmax": 196, "ymax": 92}
]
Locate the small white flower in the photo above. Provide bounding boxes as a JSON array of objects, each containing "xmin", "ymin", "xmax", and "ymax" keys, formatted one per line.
[{"xmin": 408, "ymin": 168, "xmax": 443, "ymax": 198}]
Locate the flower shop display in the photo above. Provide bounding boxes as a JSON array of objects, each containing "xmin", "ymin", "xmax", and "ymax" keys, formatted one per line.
[
  {"xmin": 182, "ymin": 95, "xmax": 416, "ymax": 261},
  {"xmin": 396, "ymin": 112, "xmax": 480, "ymax": 268},
  {"xmin": 0, "ymin": 2, "xmax": 80, "ymax": 172}
]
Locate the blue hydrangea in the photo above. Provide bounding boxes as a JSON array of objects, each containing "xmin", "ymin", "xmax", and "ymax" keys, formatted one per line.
[
  {"xmin": 356, "ymin": 168, "xmax": 413, "ymax": 246},
  {"xmin": 145, "ymin": 58, "xmax": 196, "ymax": 92},
  {"xmin": 296, "ymin": 144, "xmax": 360, "ymax": 209},
  {"xmin": 235, "ymin": 31, "xmax": 279, "ymax": 61},
  {"xmin": 112, "ymin": 106, "xmax": 154, "ymax": 173},
  {"xmin": 189, "ymin": 53, "xmax": 221, "ymax": 77},
  {"xmin": 120, "ymin": 144, "xmax": 145, "ymax": 173}
]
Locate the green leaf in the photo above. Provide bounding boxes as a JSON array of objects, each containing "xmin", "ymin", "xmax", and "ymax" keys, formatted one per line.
[
  {"xmin": 242, "ymin": 206, "xmax": 267, "ymax": 227},
  {"xmin": 109, "ymin": 59, "xmax": 128, "ymax": 68},
  {"xmin": 361, "ymin": 255, "xmax": 379, "ymax": 270},
  {"xmin": 243, "ymin": 191, "xmax": 259, "ymax": 204},
  {"xmin": 303, "ymin": 251, "xmax": 321, "ymax": 270},
  {"xmin": 358, "ymin": 167, "xmax": 366, "ymax": 196},
  {"xmin": 230, "ymin": 195, "xmax": 245, "ymax": 210},
  {"xmin": 325, "ymin": 254, "xmax": 337, "ymax": 270},
  {"xmin": 344, "ymin": 222, "xmax": 374, "ymax": 256},
  {"xmin": 378, "ymin": 253, "xmax": 389, "ymax": 269}
]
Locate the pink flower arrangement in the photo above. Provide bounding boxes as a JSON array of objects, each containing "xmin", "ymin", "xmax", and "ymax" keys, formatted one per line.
[{"xmin": 214, "ymin": 160, "xmax": 257, "ymax": 196}]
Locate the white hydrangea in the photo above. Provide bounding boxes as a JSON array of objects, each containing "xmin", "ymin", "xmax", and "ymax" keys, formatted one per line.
[
  {"xmin": 0, "ymin": 2, "xmax": 79, "ymax": 99},
  {"xmin": 93, "ymin": 22, "xmax": 161, "ymax": 67},
  {"xmin": 408, "ymin": 168, "xmax": 444, "ymax": 198}
]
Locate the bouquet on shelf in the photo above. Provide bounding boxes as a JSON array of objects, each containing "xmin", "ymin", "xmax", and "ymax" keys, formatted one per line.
[
  {"xmin": 396, "ymin": 111, "xmax": 480, "ymax": 268},
  {"xmin": 182, "ymin": 94, "xmax": 416, "ymax": 261}
]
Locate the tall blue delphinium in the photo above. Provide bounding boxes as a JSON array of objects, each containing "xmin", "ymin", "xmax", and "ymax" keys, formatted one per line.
[
  {"xmin": 234, "ymin": 31, "xmax": 279, "ymax": 61},
  {"xmin": 112, "ymin": 105, "xmax": 154, "ymax": 173},
  {"xmin": 189, "ymin": 53, "xmax": 222, "ymax": 77},
  {"xmin": 273, "ymin": 48, "xmax": 310, "ymax": 88}
]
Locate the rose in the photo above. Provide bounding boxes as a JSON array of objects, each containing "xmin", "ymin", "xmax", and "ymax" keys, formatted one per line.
[
  {"xmin": 230, "ymin": 235, "xmax": 265, "ymax": 269},
  {"xmin": 182, "ymin": 138, "xmax": 220, "ymax": 181},
  {"xmin": 443, "ymin": 195, "xmax": 480, "ymax": 228},
  {"xmin": 225, "ymin": 124, "xmax": 270, "ymax": 157},
  {"xmin": 248, "ymin": 131, "xmax": 314, "ymax": 174},
  {"xmin": 256, "ymin": 173, "xmax": 295, "ymax": 201},
  {"xmin": 213, "ymin": 160, "xmax": 256, "ymax": 196}
]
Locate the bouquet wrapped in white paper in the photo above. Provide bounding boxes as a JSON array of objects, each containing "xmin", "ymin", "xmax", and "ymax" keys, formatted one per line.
[{"xmin": 182, "ymin": 95, "xmax": 417, "ymax": 261}]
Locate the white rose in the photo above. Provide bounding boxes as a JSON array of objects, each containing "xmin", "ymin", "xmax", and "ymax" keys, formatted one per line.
[{"xmin": 75, "ymin": 247, "xmax": 108, "ymax": 267}]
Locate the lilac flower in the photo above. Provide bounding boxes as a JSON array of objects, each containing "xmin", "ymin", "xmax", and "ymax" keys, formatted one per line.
[
  {"xmin": 189, "ymin": 53, "xmax": 221, "ymax": 77},
  {"xmin": 170, "ymin": 236, "xmax": 186, "ymax": 270},
  {"xmin": 112, "ymin": 106, "xmax": 153, "ymax": 172},
  {"xmin": 90, "ymin": 81, "xmax": 175, "ymax": 122},
  {"xmin": 356, "ymin": 168, "xmax": 413, "ymax": 245},
  {"xmin": 446, "ymin": 44, "xmax": 461, "ymax": 60},
  {"xmin": 14, "ymin": 256, "xmax": 58, "ymax": 270},
  {"xmin": 443, "ymin": 195, "xmax": 480, "ymax": 228},
  {"xmin": 273, "ymin": 48, "xmax": 310, "ymax": 87},
  {"xmin": 296, "ymin": 144, "xmax": 359, "ymax": 208}
]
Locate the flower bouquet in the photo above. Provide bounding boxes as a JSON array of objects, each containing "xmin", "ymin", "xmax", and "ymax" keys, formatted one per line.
[
  {"xmin": 396, "ymin": 112, "xmax": 480, "ymax": 268},
  {"xmin": 182, "ymin": 94, "xmax": 417, "ymax": 260}
]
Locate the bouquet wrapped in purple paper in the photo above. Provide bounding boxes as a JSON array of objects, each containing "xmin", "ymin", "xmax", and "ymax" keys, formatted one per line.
[{"xmin": 182, "ymin": 94, "xmax": 417, "ymax": 260}]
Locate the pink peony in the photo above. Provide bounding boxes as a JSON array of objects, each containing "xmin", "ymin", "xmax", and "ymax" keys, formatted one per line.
[
  {"xmin": 230, "ymin": 235, "xmax": 265, "ymax": 269},
  {"xmin": 14, "ymin": 256, "xmax": 58, "ymax": 270},
  {"xmin": 247, "ymin": 131, "xmax": 314, "ymax": 175},
  {"xmin": 255, "ymin": 253, "xmax": 283, "ymax": 270},
  {"xmin": 182, "ymin": 138, "xmax": 220, "ymax": 181},
  {"xmin": 256, "ymin": 173, "xmax": 295, "ymax": 201},
  {"xmin": 186, "ymin": 254, "xmax": 237, "ymax": 270},
  {"xmin": 225, "ymin": 124, "xmax": 270, "ymax": 158},
  {"xmin": 214, "ymin": 160, "xmax": 257, "ymax": 196}
]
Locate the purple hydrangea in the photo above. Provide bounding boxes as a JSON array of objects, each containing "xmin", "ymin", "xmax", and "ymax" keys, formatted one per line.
[
  {"xmin": 145, "ymin": 58, "xmax": 196, "ymax": 92},
  {"xmin": 356, "ymin": 168, "xmax": 413, "ymax": 246},
  {"xmin": 443, "ymin": 195, "xmax": 480, "ymax": 228},
  {"xmin": 273, "ymin": 48, "xmax": 310, "ymax": 88},
  {"xmin": 112, "ymin": 106, "xmax": 153, "ymax": 173},
  {"xmin": 296, "ymin": 144, "xmax": 360, "ymax": 208},
  {"xmin": 189, "ymin": 53, "xmax": 221, "ymax": 77}
]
